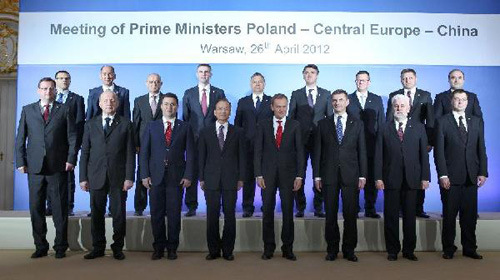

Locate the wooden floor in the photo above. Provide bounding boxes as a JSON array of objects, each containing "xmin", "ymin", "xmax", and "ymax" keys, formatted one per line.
[{"xmin": 1, "ymin": 251, "xmax": 499, "ymax": 280}]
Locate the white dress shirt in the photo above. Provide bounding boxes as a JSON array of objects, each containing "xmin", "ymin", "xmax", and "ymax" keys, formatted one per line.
[
  {"xmin": 334, "ymin": 112, "xmax": 348, "ymax": 134},
  {"xmin": 102, "ymin": 84, "xmax": 115, "ymax": 92},
  {"xmin": 102, "ymin": 113, "xmax": 116, "ymax": 127},
  {"xmin": 395, "ymin": 118, "xmax": 408, "ymax": 133},
  {"xmin": 356, "ymin": 91, "xmax": 368, "ymax": 109},
  {"xmin": 215, "ymin": 121, "xmax": 228, "ymax": 141},
  {"xmin": 452, "ymin": 111, "xmax": 467, "ymax": 131},
  {"xmin": 162, "ymin": 116, "xmax": 176, "ymax": 133},
  {"xmin": 273, "ymin": 116, "xmax": 286, "ymax": 137},
  {"xmin": 252, "ymin": 92, "xmax": 264, "ymax": 108},
  {"xmin": 305, "ymin": 86, "xmax": 318, "ymax": 105}
]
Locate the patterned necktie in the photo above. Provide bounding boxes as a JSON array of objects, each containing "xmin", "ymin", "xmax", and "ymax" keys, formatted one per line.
[
  {"xmin": 43, "ymin": 105, "xmax": 50, "ymax": 122},
  {"xmin": 307, "ymin": 89, "xmax": 314, "ymax": 108},
  {"xmin": 276, "ymin": 120, "xmax": 283, "ymax": 148},
  {"xmin": 458, "ymin": 116, "xmax": 467, "ymax": 143},
  {"xmin": 218, "ymin": 124, "xmax": 225, "ymax": 150},
  {"xmin": 165, "ymin": 121, "xmax": 172, "ymax": 146},
  {"xmin": 57, "ymin": 93, "xmax": 64, "ymax": 103},
  {"xmin": 397, "ymin": 122, "xmax": 404, "ymax": 142},
  {"xmin": 256, "ymin": 96, "xmax": 261, "ymax": 111},
  {"xmin": 201, "ymin": 88, "xmax": 208, "ymax": 116},
  {"xmin": 406, "ymin": 91, "xmax": 413, "ymax": 110},
  {"xmin": 360, "ymin": 95, "xmax": 366, "ymax": 109},
  {"xmin": 104, "ymin": 117, "xmax": 111, "ymax": 135},
  {"xmin": 150, "ymin": 95, "xmax": 157, "ymax": 115},
  {"xmin": 336, "ymin": 116, "xmax": 343, "ymax": 144}
]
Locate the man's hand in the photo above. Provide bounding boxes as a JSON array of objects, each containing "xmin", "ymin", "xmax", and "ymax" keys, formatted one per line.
[
  {"xmin": 421, "ymin": 180, "xmax": 430, "ymax": 190},
  {"xmin": 142, "ymin": 177, "xmax": 152, "ymax": 189},
  {"xmin": 237, "ymin": 180, "xmax": 244, "ymax": 191},
  {"xmin": 200, "ymin": 181, "xmax": 205, "ymax": 191},
  {"xmin": 439, "ymin": 177, "xmax": 451, "ymax": 190},
  {"xmin": 256, "ymin": 177, "xmax": 266, "ymax": 189},
  {"xmin": 358, "ymin": 178, "xmax": 366, "ymax": 190},
  {"xmin": 123, "ymin": 180, "xmax": 134, "ymax": 191},
  {"xmin": 180, "ymin": 178, "xmax": 191, "ymax": 188},
  {"xmin": 375, "ymin": 180, "xmax": 385, "ymax": 190},
  {"xmin": 314, "ymin": 180, "xmax": 322, "ymax": 192},
  {"xmin": 293, "ymin": 178, "xmax": 302, "ymax": 191},
  {"xmin": 477, "ymin": 176, "xmax": 487, "ymax": 187},
  {"xmin": 80, "ymin": 181, "xmax": 89, "ymax": 192},
  {"xmin": 65, "ymin": 162, "xmax": 75, "ymax": 172},
  {"xmin": 17, "ymin": 166, "xmax": 27, "ymax": 173}
]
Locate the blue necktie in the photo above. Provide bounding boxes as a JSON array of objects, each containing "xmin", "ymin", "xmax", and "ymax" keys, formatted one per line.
[
  {"xmin": 255, "ymin": 96, "xmax": 261, "ymax": 111},
  {"xmin": 336, "ymin": 116, "xmax": 343, "ymax": 144},
  {"xmin": 57, "ymin": 93, "xmax": 64, "ymax": 103},
  {"xmin": 307, "ymin": 89, "xmax": 314, "ymax": 108}
]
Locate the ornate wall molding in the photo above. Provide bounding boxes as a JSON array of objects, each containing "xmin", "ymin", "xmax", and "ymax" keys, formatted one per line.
[{"xmin": 0, "ymin": 0, "xmax": 18, "ymax": 74}]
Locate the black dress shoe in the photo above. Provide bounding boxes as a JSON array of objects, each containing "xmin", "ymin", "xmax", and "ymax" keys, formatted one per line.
[
  {"xmin": 325, "ymin": 253, "xmax": 337, "ymax": 261},
  {"xmin": 185, "ymin": 209, "xmax": 196, "ymax": 217},
  {"xmin": 282, "ymin": 252, "xmax": 297, "ymax": 261},
  {"xmin": 295, "ymin": 211, "xmax": 304, "ymax": 218},
  {"xmin": 113, "ymin": 251, "xmax": 125, "ymax": 260},
  {"xmin": 365, "ymin": 212, "xmax": 381, "ymax": 219},
  {"xmin": 463, "ymin": 251, "xmax": 483, "ymax": 260},
  {"xmin": 314, "ymin": 211, "xmax": 326, "ymax": 218},
  {"xmin": 242, "ymin": 211, "xmax": 253, "ymax": 218},
  {"xmin": 205, "ymin": 253, "xmax": 220, "ymax": 260},
  {"xmin": 261, "ymin": 252, "xmax": 273, "ymax": 260},
  {"xmin": 387, "ymin": 254, "xmax": 398, "ymax": 261},
  {"xmin": 344, "ymin": 254, "xmax": 358, "ymax": 262},
  {"xmin": 55, "ymin": 251, "xmax": 66, "ymax": 259},
  {"xmin": 151, "ymin": 251, "xmax": 164, "ymax": 260},
  {"xmin": 416, "ymin": 212, "xmax": 430, "ymax": 218},
  {"xmin": 442, "ymin": 253, "xmax": 454, "ymax": 259},
  {"xmin": 223, "ymin": 254, "xmax": 235, "ymax": 261},
  {"xmin": 134, "ymin": 210, "xmax": 143, "ymax": 216},
  {"xmin": 45, "ymin": 209, "xmax": 52, "ymax": 216},
  {"xmin": 31, "ymin": 250, "xmax": 48, "ymax": 259},
  {"xmin": 167, "ymin": 250, "xmax": 177, "ymax": 260},
  {"xmin": 84, "ymin": 250, "xmax": 105, "ymax": 259},
  {"xmin": 403, "ymin": 253, "xmax": 418, "ymax": 261}
]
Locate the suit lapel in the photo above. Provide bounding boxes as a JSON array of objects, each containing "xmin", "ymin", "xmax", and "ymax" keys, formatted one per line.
[
  {"xmin": 389, "ymin": 120, "xmax": 401, "ymax": 142},
  {"xmin": 351, "ymin": 93, "xmax": 362, "ymax": 110},
  {"xmin": 341, "ymin": 116, "xmax": 355, "ymax": 144},
  {"xmin": 169, "ymin": 119, "xmax": 180, "ymax": 147},
  {"xmin": 66, "ymin": 92, "xmax": 74, "ymax": 105},
  {"xmin": 153, "ymin": 93, "xmax": 163, "ymax": 119},
  {"xmin": 46, "ymin": 102, "xmax": 62, "ymax": 126},
  {"xmin": 31, "ymin": 103, "xmax": 45, "ymax": 125},
  {"xmin": 105, "ymin": 115, "xmax": 120, "ymax": 138},
  {"xmin": 329, "ymin": 116, "xmax": 340, "ymax": 144}
]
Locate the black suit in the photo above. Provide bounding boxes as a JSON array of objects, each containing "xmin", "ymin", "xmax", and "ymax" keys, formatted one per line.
[
  {"xmin": 79, "ymin": 115, "xmax": 135, "ymax": 253},
  {"xmin": 234, "ymin": 94, "xmax": 273, "ymax": 213},
  {"xmin": 140, "ymin": 119, "xmax": 194, "ymax": 252},
  {"xmin": 434, "ymin": 89, "xmax": 482, "ymax": 121},
  {"xmin": 434, "ymin": 113, "xmax": 487, "ymax": 255},
  {"xmin": 374, "ymin": 120, "xmax": 430, "ymax": 255},
  {"xmin": 132, "ymin": 93, "xmax": 164, "ymax": 213},
  {"xmin": 313, "ymin": 115, "xmax": 367, "ymax": 256},
  {"xmin": 347, "ymin": 91, "xmax": 384, "ymax": 214},
  {"xmin": 86, "ymin": 85, "xmax": 130, "ymax": 120},
  {"xmin": 182, "ymin": 85, "xmax": 226, "ymax": 212},
  {"xmin": 198, "ymin": 123, "xmax": 245, "ymax": 256},
  {"xmin": 46, "ymin": 91, "xmax": 85, "ymax": 213},
  {"xmin": 387, "ymin": 88, "xmax": 434, "ymax": 215},
  {"xmin": 254, "ymin": 119, "xmax": 305, "ymax": 254},
  {"xmin": 16, "ymin": 101, "xmax": 77, "ymax": 253},
  {"xmin": 288, "ymin": 86, "xmax": 332, "ymax": 213}
]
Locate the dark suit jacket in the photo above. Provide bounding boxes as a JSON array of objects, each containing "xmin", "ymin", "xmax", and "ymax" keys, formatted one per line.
[
  {"xmin": 386, "ymin": 88, "xmax": 434, "ymax": 145},
  {"xmin": 140, "ymin": 119, "xmax": 194, "ymax": 186},
  {"xmin": 347, "ymin": 91, "xmax": 384, "ymax": 157},
  {"xmin": 313, "ymin": 115, "xmax": 367, "ymax": 187},
  {"xmin": 16, "ymin": 101, "xmax": 77, "ymax": 174},
  {"xmin": 234, "ymin": 94, "xmax": 273, "ymax": 150},
  {"xmin": 434, "ymin": 89, "xmax": 482, "ymax": 121},
  {"xmin": 198, "ymin": 124, "xmax": 246, "ymax": 190},
  {"xmin": 182, "ymin": 85, "xmax": 225, "ymax": 139},
  {"xmin": 62, "ymin": 91, "xmax": 86, "ymax": 150},
  {"xmin": 434, "ymin": 113, "xmax": 488, "ymax": 185},
  {"xmin": 374, "ymin": 120, "xmax": 430, "ymax": 189},
  {"xmin": 86, "ymin": 84, "xmax": 131, "ymax": 121},
  {"xmin": 133, "ymin": 92, "xmax": 164, "ymax": 147},
  {"xmin": 79, "ymin": 115, "xmax": 135, "ymax": 190},
  {"xmin": 288, "ymin": 86, "xmax": 333, "ymax": 143},
  {"xmin": 254, "ymin": 119, "xmax": 305, "ymax": 188}
]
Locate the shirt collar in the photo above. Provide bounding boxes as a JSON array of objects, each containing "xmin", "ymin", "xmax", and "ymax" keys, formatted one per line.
[
  {"xmin": 40, "ymin": 100, "xmax": 54, "ymax": 107},
  {"xmin": 452, "ymin": 111, "xmax": 466, "ymax": 119},
  {"xmin": 162, "ymin": 116, "xmax": 176, "ymax": 124},
  {"xmin": 102, "ymin": 84, "xmax": 115, "ymax": 91},
  {"xmin": 404, "ymin": 87, "xmax": 416, "ymax": 95},
  {"xmin": 57, "ymin": 89, "xmax": 69, "ymax": 95},
  {"xmin": 149, "ymin": 92, "xmax": 160, "ymax": 98},
  {"xmin": 102, "ymin": 113, "xmax": 116, "ymax": 119},
  {"xmin": 356, "ymin": 91, "xmax": 368, "ymax": 98},
  {"xmin": 306, "ymin": 86, "xmax": 317, "ymax": 93},
  {"xmin": 334, "ymin": 112, "xmax": 348, "ymax": 120},
  {"xmin": 199, "ymin": 84, "xmax": 210, "ymax": 92},
  {"xmin": 273, "ymin": 116, "xmax": 285, "ymax": 123}
]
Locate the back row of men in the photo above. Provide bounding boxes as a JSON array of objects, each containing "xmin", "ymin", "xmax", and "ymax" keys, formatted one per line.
[{"xmin": 16, "ymin": 64, "xmax": 487, "ymax": 261}]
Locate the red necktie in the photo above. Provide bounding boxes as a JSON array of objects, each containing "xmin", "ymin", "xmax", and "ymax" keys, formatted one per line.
[
  {"xmin": 397, "ymin": 122, "xmax": 404, "ymax": 142},
  {"xmin": 43, "ymin": 104, "xmax": 50, "ymax": 122},
  {"xmin": 165, "ymin": 121, "xmax": 172, "ymax": 146},
  {"xmin": 201, "ymin": 89, "xmax": 208, "ymax": 116},
  {"xmin": 276, "ymin": 120, "xmax": 283, "ymax": 148}
]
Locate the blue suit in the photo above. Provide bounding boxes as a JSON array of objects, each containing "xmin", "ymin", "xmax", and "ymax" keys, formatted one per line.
[{"xmin": 86, "ymin": 84, "xmax": 131, "ymax": 121}]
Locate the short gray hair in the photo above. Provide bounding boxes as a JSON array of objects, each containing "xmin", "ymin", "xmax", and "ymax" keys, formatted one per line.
[{"xmin": 391, "ymin": 94, "xmax": 410, "ymax": 106}]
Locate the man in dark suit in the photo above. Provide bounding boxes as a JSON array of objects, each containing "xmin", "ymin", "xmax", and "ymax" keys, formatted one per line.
[
  {"xmin": 182, "ymin": 64, "xmax": 226, "ymax": 217},
  {"xmin": 16, "ymin": 77, "xmax": 77, "ymax": 259},
  {"xmin": 314, "ymin": 89, "xmax": 367, "ymax": 262},
  {"xmin": 79, "ymin": 90, "xmax": 135, "ymax": 261},
  {"xmin": 132, "ymin": 73, "xmax": 164, "ymax": 216},
  {"xmin": 86, "ymin": 65, "xmax": 130, "ymax": 120},
  {"xmin": 288, "ymin": 64, "xmax": 332, "ymax": 218},
  {"xmin": 45, "ymin": 70, "xmax": 85, "ymax": 217},
  {"xmin": 140, "ymin": 93, "xmax": 194, "ymax": 260},
  {"xmin": 234, "ymin": 72, "xmax": 273, "ymax": 217},
  {"xmin": 387, "ymin": 68, "xmax": 433, "ymax": 219},
  {"xmin": 199, "ymin": 98, "xmax": 245, "ymax": 261},
  {"xmin": 434, "ymin": 69, "xmax": 483, "ymax": 120},
  {"xmin": 434, "ymin": 89, "xmax": 488, "ymax": 260},
  {"xmin": 375, "ymin": 94, "xmax": 430, "ymax": 261},
  {"xmin": 255, "ymin": 94, "xmax": 304, "ymax": 261},
  {"xmin": 347, "ymin": 70, "xmax": 384, "ymax": 219}
]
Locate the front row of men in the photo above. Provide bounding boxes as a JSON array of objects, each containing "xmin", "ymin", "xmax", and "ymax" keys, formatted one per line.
[{"xmin": 16, "ymin": 78, "xmax": 487, "ymax": 261}]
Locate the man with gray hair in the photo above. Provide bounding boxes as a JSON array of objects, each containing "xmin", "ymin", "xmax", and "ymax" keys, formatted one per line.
[{"xmin": 375, "ymin": 94, "xmax": 430, "ymax": 262}]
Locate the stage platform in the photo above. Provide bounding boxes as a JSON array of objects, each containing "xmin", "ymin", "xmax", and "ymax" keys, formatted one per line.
[{"xmin": 1, "ymin": 211, "xmax": 499, "ymax": 252}]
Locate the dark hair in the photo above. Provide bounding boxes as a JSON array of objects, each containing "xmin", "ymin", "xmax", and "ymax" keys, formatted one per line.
[
  {"xmin": 451, "ymin": 89, "xmax": 468, "ymax": 98},
  {"xmin": 38, "ymin": 77, "xmax": 56, "ymax": 88},
  {"xmin": 356, "ymin": 70, "xmax": 370, "ymax": 80},
  {"xmin": 215, "ymin": 97, "xmax": 231, "ymax": 108},
  {"xmin": 197, "ymin": 64, "xmax": 212, "ymax": 71},
  {"xmin": 160, "ymin": 92, "xmax": 179, "ymax": 105},
  {"xmin": 331, "ymin": 89, "xmax": 348, "ymax": 98},
  {"xmin": 400, "ymin": 68, "xmax": 416, "ymax": 76},
  {"xmin": 54, "ymin": 70, "xmax": 71, "ymax": 79},
  {"xmin": 302, "ymin": 64, "xmax": 319, "ymax": 74},
  {"xmin": 448, "ymin": 69, "xmax": 465, "ymax": 79},
  {"xmin": 100, "ymin": 65, "xmax": 115, "ymax": 73},
  {"xmin": 271, "ymin": 93, "xmax": 288, "ymax": 105},
  {"xmin": 250, "ymin": 72, "xmax": 265, "ymax": 82}
]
